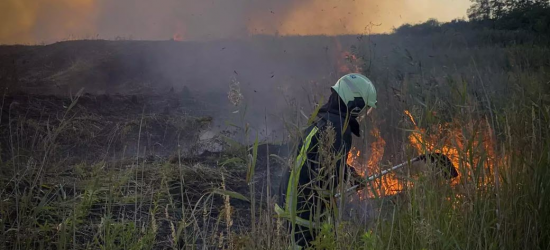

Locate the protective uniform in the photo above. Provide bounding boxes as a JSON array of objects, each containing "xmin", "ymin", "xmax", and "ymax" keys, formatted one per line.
[{"xmin": 277, "ymin": 73, "xmax": 377, "ymax": 247}]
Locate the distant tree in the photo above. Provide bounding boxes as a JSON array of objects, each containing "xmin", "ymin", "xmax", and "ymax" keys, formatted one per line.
[
  {"xmin": 468, "ymin": 0, "xmax": 549, "ymax": 20},
  {"xmin": 394, "ymin": 0, "xmax": 549, "ymax": 37},
  {"xmin": 491, "ymin": 0, "xmax": 507, "ymax": 18},
  {"xmin": 468, "ymin": 0, "xmax": 492, "ymax": 20},
  {"xmin": 496, "ymin": 2, "xmax": 550, "ymax": 32},
  {"xmin": 394, "ymin": 19, "xmax": 442, "ymax": 35}
]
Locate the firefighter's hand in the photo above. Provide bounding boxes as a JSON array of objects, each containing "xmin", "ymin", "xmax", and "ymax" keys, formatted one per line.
[{"xmin": 349, "ymin": 166, "xmax": 366, "ymax": 191}]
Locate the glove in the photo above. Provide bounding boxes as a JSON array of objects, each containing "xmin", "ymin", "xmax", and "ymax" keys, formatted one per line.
[{"xmin": 348, "ymin": 166, "xmax": 366, "ymax": 191}]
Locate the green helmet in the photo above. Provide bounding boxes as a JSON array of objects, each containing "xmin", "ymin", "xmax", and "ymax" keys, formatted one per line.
[{"xmin": 332, "ymin": 73, "xmax": 377, "ymax": 115}]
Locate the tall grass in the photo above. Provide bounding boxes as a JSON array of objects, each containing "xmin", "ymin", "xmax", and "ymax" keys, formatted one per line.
[
  {"xmin": 1, "ymin": 36, "xmax": 549, "ymax": 250},
  {"xmin": 369, "ymin": 93, "xmax": 550, "ymax": 250}
]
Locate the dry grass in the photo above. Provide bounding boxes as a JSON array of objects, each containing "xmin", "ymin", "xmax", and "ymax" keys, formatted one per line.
[{"xmin": 1, "ymin": 27, "xmax": 550, "ymax": 250}]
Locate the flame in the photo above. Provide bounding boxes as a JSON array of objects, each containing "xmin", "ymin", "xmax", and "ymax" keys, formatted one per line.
[
  {"xmin": 334, "ymin": 39, "xmax": 362, "ymax": 75},
  {"xmin": 172, "ymin": 21, "xmax": 186, "ymax": 41},
  {"xmin": 346, "ymin": 111, "xmax": 498, "ymax": 199},
  {"xmin": 173, "ymin": 33, "xmax": 184, "ymax": 41},
  {"xmin": 347, "ymin": 127, "xmax": 402, "ymax": 198},
  {"xmin": 404, "ymin": 110, "xmax": 496, "ymax": 185}
]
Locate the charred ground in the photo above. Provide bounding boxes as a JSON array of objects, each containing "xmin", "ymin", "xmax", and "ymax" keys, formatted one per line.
[{"xmin": 1, "ymin": 26, "xmax": 549, "ymax": 249}]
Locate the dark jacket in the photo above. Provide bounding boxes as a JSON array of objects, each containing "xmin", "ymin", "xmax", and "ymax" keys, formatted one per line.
[{"xmin": 278, "ymin": 91, "xmax": 359, "ymax": 236}]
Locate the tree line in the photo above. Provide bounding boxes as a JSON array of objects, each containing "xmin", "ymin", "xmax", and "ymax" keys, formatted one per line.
[
  {"xmin": 394, "ymin": 0, "xmax": 549, "ymax": 37},
  {"xmin": 468, "ymin": 0, "xmax": 548, "ymax": 20}
]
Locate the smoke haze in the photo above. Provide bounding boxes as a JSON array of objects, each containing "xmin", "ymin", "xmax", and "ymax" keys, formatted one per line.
[{"xmin": 1, "ymin": 0, "xmax": 470, "ymax": 44}]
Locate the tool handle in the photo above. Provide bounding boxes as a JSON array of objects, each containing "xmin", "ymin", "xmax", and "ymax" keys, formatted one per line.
[{"xmin": 334, "ymin": 157, "xmax": 420, "ymax": 198}]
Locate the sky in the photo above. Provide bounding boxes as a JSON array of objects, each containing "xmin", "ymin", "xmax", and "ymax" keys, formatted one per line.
[{"xmin": 0, "ymin": 0, "xmax": 471, "ymax": 44}]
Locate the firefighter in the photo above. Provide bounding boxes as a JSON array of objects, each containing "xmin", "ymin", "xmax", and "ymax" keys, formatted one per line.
[{"xmin": 276, "ymin": 73, "xmax": 377, "ymax": 248}]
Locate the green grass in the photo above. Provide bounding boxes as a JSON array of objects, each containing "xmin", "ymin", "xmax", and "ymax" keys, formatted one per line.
[{"xmin": 1, "ymin": 32, "xmax": 550, "ymax": 249}]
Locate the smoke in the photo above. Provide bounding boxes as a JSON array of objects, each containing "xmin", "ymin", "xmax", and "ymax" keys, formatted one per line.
[
  {"xmin": 249, "ymin": 0, "xmax": 401, "ymax": 35},
  {"xmin": 1, "ymin": 0, "xmax": 469, "ymax": 44},
  {"xmin": 0, "ymin": 0, "xmax": 98, "ymax": 44}
]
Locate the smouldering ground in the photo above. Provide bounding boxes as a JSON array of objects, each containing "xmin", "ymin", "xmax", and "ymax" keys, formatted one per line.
[{"xmin": 1, "ymin": 31, "xmax": 550, "ymax": 248}]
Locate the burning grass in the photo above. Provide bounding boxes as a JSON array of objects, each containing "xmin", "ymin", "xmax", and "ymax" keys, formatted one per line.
[
  {"xmin": 347, "ymin": 110, "xmax": 497, "ymax": 199},
  {"xmin": 404, "ymin": 109, "xmax": 498, "ymax": 186},
  {"xmin": 1, "ymin": 31, "xmax": 550, "ymax": 249},
  {"xmin": 343, "ymin": 98, "xmax": 550, "ymax": 249}
]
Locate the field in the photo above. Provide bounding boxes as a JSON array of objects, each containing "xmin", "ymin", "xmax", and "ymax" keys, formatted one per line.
[{"xmin": 1, "ymin": 27, "xmax": 549, "ymax": 249}]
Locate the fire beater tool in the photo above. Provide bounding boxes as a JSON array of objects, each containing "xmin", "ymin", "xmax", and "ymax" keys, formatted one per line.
[{"xmin": 335, "ymin": 153, "xmax": 458, "ymax": 198}]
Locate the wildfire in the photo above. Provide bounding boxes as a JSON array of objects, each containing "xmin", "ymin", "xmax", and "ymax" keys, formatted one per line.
[
  {"xmin": 172, "ymin": 21, "xmax": 186, "ymax": 41},
  {"xmin": 404, "ymin": 110, "xmax": 497, "ymax": 185},
  {"xmin": 334, "ymin": 39, "xmax": 362, "ymax": 75},
  {"xmin": 173, "ymin": 33, "xmax": 184, "ymax": 41},
  {"xmin": 346, "ymin": 111, "xmax": 498, "ymax": 198},
  {"xmin": 347, "ymin": 127, "xmax": 403, "ymax": 198}
]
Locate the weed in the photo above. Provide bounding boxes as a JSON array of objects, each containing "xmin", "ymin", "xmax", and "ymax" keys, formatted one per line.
[{"xmin": 1, "ymin": 29, "xmax": 549, "ymax": 250}]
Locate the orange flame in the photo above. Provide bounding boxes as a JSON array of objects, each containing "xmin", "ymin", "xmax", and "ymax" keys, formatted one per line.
[
  {"xmin": 334, "ymin": 39, "xmax": 362, "ymax": 75},
  {"xmin": 173, "ymin": 33, "xmax": 184, "ymax": 41},
  {"xmin": 404, "ymin": 110, "xmax": 496, "ymax": 185},
  {"xmin": 347, "ymin": 127, "xmax": 402, "ymax": 198},
  {"xmin": 346, "ymin": 111, "xmax": 498, "ymax": 199},
  {"xmin": 172, "ymin": 21, "xmax": 186, "ymax": 41}
]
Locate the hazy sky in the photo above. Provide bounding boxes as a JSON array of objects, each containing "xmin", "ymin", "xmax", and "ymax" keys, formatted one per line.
[{"xmin": 1, "ymin": 0, "xmax": 471, "ymax": 44}]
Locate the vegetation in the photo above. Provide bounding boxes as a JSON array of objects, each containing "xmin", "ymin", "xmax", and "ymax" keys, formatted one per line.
[
  {"xmin": 1, "ymin": 10, "xmax": 550, "ymax": 250},
  {"xmin": 397, "ymin": 1, "xmax": 550, "ymax": 39},
  {"xmin": 468, "ymin": 0, "xmax": 548, "ymax": 21}
]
